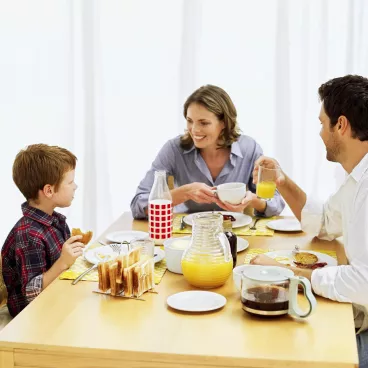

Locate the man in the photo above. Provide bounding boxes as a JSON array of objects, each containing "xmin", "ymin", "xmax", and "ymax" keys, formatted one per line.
[{"xmin": 251, "ymin": 75, "xmax": 368, "ymax": 367}]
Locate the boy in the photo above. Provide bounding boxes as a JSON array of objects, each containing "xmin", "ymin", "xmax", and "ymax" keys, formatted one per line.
[{"xmin": 1, "ymin": 144, "xmax": 84, "ymax": 317}]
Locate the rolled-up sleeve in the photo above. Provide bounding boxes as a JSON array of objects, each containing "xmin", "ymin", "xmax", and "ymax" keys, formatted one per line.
[
  {"xmin": 301, "ymin": 193, "xmax": 342, "ymax": 240},
  {"xmin": 247, "ymin": 144, "xmax": 285, "ymax": 217},
  {"xmin": 25, "ymin": 274, "xmax": 43, "ymax": 303},
  {"xmin": 130, "ymin": 140, "xmax": 175, "ymax": 219},
  {"xmin": 308, "ymin": 192, "xmax": 368, "ymax": 306}
]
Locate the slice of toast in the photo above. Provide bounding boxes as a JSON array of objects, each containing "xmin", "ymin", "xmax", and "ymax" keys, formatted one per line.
[
  {"xmin": 116, "ymin": 253, "xmax": 129, "ymax": 284},
  {"xmin": 109, "ymin": 261, "xmax": 124, "ymax": 296},
  {"xmin": 128, "ymin": 246, "xmax": 142, "ymax": 265},
  {"xmin": 71, "ymin": 228, "xmax": 93, "ymax": 245},
  {"xmin": 123, "ymin": 263, "xmax": 136, "ymax": 297},
  {"xmin": 133, "ymin": 258, "xmax": 154, "ymax": 297},
  {"xmin": 98, "ymin": 260, "xmax": 113, "ymax": 292}
]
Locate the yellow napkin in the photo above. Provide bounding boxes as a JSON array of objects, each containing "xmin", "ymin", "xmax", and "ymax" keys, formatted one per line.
[
  {"xmin": 244, "ymin": 248, "xmax": 337, "ymax": 264},
  {"xmin": 59, "ymin": 244, "xmax": 167, "ymax": 285},
  {"xmin": 173, "ymin": 214, "xmax": 275, "ymax": 236}
]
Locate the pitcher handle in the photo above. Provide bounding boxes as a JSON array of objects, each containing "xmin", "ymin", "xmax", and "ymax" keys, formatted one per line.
[
  {"xmin": 217, "ymin": 232, "xmax": 232, "ymax": 263},
  {"xmin": 288, "ymin": 276, "xmax": 317, "ymax": 318}
]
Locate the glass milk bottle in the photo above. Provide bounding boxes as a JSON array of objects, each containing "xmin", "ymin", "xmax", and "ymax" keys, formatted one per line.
[{"xmin": 148, "ymin": 171, "xmax": 173, "ymax": 245}]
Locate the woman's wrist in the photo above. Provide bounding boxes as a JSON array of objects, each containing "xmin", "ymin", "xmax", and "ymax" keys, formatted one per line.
[{"xmin": 171, "ymin": 184, "xmax": 191, "ymax": 205}]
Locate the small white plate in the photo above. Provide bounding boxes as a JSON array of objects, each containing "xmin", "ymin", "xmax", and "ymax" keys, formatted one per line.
[
  {"xmin": 154, "ymin": 247, "xmax": 165, "ymax": 263},
  {"xmin": 266, "ymin": 219, "xmax": 302, "ymax": 232},
  {"xmin": 105, "ymin": 230, "xmax": 149, "ymax": 243},
  {"xmin": 85, "ymin": 244, "xmax": 163, "ymax": 265},
  {"xmin": 167, "ymin": 291, "xmax": 227, "ymax": 312},
  {"xmin": 84, "ymin": 244, "xmax": 129, "ymax": 265},
  {"xmin": 265, "ymin": 250, "xmax": 337, "ymax": 267},
  {"xmin": 237, "ymin": 237, "xmax": 249, "ymax": 252},
  {"xmin": 183, "ymin": 211, "xmax": 252, "ymax": 229}
]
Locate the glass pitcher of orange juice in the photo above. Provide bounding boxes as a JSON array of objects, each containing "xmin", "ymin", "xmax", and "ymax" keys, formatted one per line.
[{"xmin": 181, "ymin": 213, "xmax": 233, "ymax": 288}]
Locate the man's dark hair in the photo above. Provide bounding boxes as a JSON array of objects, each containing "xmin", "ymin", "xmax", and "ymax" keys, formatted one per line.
[{"xmin": 318, "ymin": 75, "xmax": 368, "ymax": 141}]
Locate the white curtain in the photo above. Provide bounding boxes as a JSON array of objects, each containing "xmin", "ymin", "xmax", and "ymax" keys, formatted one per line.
[{"xmin": 1, "ymin": 0, "xmax": 368, "ymax": 242}]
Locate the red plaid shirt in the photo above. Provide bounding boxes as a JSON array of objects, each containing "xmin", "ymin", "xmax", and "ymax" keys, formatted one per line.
[{"xmin": 1, "ymin": 202, "xmax": 70, "ymax": 317}]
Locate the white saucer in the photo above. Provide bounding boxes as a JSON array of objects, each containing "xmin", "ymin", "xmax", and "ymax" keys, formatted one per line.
[
  {"xmin": 167, "ymin": 291, "xmax": 227, "ymax": 312},
  {"xmin": 237, "ymin": 237, "xmax": 249, "ymax": 252},
  {"xmin": 183, "ymin": 211, "xmax": 252, "ymax": 229},
  {"xmin": 266, "ymin": 219, "xmax": 302, "ymax": 232},
  {"xmin": 105, "ymin": 230, "xmax": 149, "ymax": 243}
]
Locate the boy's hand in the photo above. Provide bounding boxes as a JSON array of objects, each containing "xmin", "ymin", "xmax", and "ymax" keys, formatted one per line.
[{"xmin": 59, "ymin": 235, "xmax": 85, "ymax": 269}]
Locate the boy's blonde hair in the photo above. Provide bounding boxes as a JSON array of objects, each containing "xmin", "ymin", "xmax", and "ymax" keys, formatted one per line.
[{"xmin": 13, "ymin": 144, "xmax": 77, "ymax": 200}]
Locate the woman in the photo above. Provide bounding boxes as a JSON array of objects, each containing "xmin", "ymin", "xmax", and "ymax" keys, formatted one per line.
[{"xmin": 130, "ymin": 85, "xmax": 285, "ymax": 218}]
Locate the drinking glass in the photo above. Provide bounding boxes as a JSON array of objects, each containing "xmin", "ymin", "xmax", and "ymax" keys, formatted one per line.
[{"xmin": 256, "ymin": 165, "xmax": 281, "ymax": 200}]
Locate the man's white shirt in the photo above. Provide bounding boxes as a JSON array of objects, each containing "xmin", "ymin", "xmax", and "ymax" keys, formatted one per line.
[{"xmin": 301, "ymin": 153, "xmax": 368, "ymax": 333}]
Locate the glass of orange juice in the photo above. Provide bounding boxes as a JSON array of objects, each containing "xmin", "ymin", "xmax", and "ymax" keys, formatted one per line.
[{"xmin": 256, "ymin": 165, "xmax": 281, "ymax": 200}]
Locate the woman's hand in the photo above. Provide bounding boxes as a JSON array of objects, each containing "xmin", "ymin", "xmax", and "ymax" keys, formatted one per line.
[
  {"xmin": 184, "ymin": 182, "xmax": 217, "ymax": 204},
  {"xmin": 215, "ymin": 191, "xmax": 257, "ymax": 212}
]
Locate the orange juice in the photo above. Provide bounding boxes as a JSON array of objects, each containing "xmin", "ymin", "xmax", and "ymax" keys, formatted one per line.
[
  {"xmin": 256, "ymin": 181, "xmax": 276, "ymax": 199},
  {"xmin": 181, "ymin": 255, "xmax": 233, "ymax": 288}
]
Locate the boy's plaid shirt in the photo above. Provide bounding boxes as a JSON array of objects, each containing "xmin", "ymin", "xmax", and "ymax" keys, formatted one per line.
[{"xmin": 1, "ymin": 202, "xmax": 70, "ymax": 317}]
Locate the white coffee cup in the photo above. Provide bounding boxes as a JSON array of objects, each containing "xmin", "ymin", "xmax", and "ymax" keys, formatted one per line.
[
  {"xmin": 163, "ymin": 236, "xmax": 191, "ymax": 274},
  {"xmin": 215, "ymin": 182, "xmax": 246, "ymax": 205}
]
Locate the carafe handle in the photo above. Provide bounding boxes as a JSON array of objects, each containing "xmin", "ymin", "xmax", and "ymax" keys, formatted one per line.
[
  {"xmin": 217, "ymin": 232, "xmax": 232, "ymax": 263},
  {"xmin": 288, "ymin": 276, "xmax": 317, "ymax": 318}
]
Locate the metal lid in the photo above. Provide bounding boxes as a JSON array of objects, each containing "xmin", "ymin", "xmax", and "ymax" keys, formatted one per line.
[{"xmin": 242, "ymin": 266, "xmax": 294, "ymax": 282}]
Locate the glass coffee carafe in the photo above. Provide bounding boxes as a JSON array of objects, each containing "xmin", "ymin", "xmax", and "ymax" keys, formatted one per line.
[
  {"xmin": 241, "ymin": 266, "xmax": 317, "ymax": 317},
  {"xmin": 181, "ymin": 213, "xmax": 233, "ymax": 288}
]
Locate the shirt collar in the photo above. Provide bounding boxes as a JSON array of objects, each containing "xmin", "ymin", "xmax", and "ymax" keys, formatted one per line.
[
  {"xmin": 182, "ymin": 140, "xmax": 243, "ymax": 158},
  {"xmin": 21, "ymin": 202, "xmax": 66, "ymax": 227},
  {"xmin": 350, "ymin": 153, "xmax": 368, "ymax": 183},
  {"xmin": 230, "ymin": 140, "xmax": 243, "ymax": 158}
]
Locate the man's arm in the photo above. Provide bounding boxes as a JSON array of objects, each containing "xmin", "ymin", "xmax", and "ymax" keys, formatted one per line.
[{"xmin": 277, "ymin": 174, "xmax": 307, "ymax": 221}]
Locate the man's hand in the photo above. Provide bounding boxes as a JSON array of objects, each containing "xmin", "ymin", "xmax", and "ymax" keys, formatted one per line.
[
  {"xmin": 250, "ymin": 254, "xmax": 286, "ymax": 267},
  {"xmin": 253, "ymin": 156, "xmax": 285, "ymax": 187},
  {"xmin": 59, "ymin": 235, "xmax": 85, "ymax": 269}
]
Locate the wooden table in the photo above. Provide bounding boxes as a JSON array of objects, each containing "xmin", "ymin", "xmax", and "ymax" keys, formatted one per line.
[{"xmin": 0, "ymin": 213, "xmax": 359, "ymax": 368}]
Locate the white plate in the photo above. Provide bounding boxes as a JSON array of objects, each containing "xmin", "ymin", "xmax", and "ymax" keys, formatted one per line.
[
  {"xmin": 237, "ymin": 237, "xmax": 249, "ymax": 252},
  {"xmin": 183, "ymin": 211, "xmax": 252, "ymax": 229},
  {"xmin": 85, "ymin": 244, "xmax": 163, "ymax": 265},
  {"xmin": 84, "ymin": 244, "xmax": 129, "ymax": 265},
  {"xmin": 167, "ymin": 291, "xmax": 227, "ymax": 312},
  {"xmin": 266, "ymin": 219, "xmax": 302, "ymax": 232},
  {"xmin": 105, "ymin": 230, "xmax": 149, "ymax": 243},
  {"xmin": 154, "ymin": 247, "xmax": 165, "ymax": 263},
  {"xmin": 264, "ymin": 250, "xmax": 337, "ymax": 267}
]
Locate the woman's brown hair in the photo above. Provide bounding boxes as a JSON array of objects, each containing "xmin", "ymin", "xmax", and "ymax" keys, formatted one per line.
[{"xmin": 180, "ymin": 84, "xmax": 241, "ymax": 150}]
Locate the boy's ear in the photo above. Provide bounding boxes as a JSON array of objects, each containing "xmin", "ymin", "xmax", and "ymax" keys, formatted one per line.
[{"xmin": 42, "ymin": 184, "xmax": 54, "ymax": 199}]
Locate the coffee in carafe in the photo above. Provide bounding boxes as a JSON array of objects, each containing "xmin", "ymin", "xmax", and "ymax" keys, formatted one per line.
[
  {"xmin": 240, "ymin": 266, "xmax": 317, "ymax": 318},
  {"xmin": 241, "ymin": 285, "xmax": 289, "ymax": 314}
]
